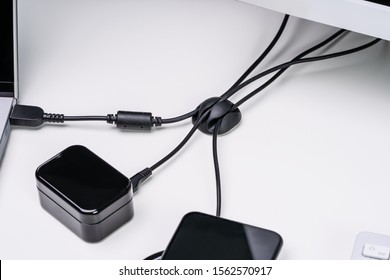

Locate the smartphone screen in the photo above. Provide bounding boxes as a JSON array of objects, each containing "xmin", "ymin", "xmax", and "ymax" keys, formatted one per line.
[{"xmin": 162, "ymin": 212, "xmax": 283, "ymax": 260}]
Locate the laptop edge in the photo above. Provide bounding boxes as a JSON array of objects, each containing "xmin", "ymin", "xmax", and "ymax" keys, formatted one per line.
[{"xmin": 0, "ymin": 0, "xmax": 18, "ymax": 163}]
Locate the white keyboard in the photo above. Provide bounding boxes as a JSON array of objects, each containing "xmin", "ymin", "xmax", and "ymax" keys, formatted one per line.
[{"xmin": 352, "ymin": 232, "xmax": 390, "ymax": 260}]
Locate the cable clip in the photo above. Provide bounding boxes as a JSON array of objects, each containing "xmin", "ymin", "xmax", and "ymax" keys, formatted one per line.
[{"xmin": 192, "ymin": 97, "xmax": 241, "ymax": 135}]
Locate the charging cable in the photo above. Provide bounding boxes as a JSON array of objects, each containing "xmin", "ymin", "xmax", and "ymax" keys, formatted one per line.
[{"xmin": 9, "ymin": 105, "xmax": 163, "ymax": 130}]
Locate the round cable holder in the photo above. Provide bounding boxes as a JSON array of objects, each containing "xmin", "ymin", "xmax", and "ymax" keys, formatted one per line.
[{"xmin": 192, "ymin": 97, "xmax": 241, "ymax": 135}]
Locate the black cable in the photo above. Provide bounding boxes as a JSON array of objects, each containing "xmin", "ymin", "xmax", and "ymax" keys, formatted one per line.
[
  {"xmin": 10, "ymin": 15, "xmax": 290, "ymax": 128},
  {"xmin": 142, "ymin": 120, "xmax": 223, "ymax": 260},
  {"xmin": 208, "ymin": 31, "xmax": 347, "ymax": 218},
  {"xmin": 132, "ymin": 103, "xmax": 219, "ymax": 191},
  {"xmin": 228, "ymin": 14, "xmax": 290, "ymax": 91},
  {"xmin": 135, "ymin": 31, "xmax": 356, "ymax": 181},
  {"xmin": 233, "ymin": 37, "xmax": 381, "ymax": 108},
  {"xmin": 133, "ymin": 28, "xmax": 381, "ymax": 260},
  {"xmin": 49, "ymin": 28, "xmax": 349, "ymax": 128},
  {"xmin": 135, "ymin": 32, "xmax": 383, "ymax": 261},
  {"xmin": 144, "ymin": 250, "xmax": 164, "ymax": 260},
  {"xmin": 213, "ymin": 120, "xmax": 223, "ymax": 217},
  {"xmin": 206, "ymin": 35, "xmax": 382, "ymax": 213},
  {"xmin": 12, "ymin": 29, "xmax": 380, "ymax": 193},
  {"xmin": 230, "ymin": 29, "xmax": 346, "ymax": 109},
  {"xmin": 10, "ymin": 106, "xmax": 162, "ymax": 129},
  {"xmin": 221, "ymin": 36, "xmax": 381, "ymax": 108},
  {"xmin": 142, "ymin": 122, "xmax": 223, "ymax": 260},
  {"xmin": 159, "ymin": 14, "xmax": 290, "ymax": 125},
  {"xmin": 142, "ymin": 121, "xmax": 222, "ymax": 260},
  {"xmin": 161, "ymin": 109, "xmax": 198, "ymax": 124},
  {"xmin": 149, "ymin": 116, "xmax": 205, "ymax": 171},
  {"xmin": 221, "ymin": 29, "xmax": 347, "ymax": 101},
  {"xmin": 134, "ymin": 33, "xmax": 381, "ymax": 189},
  {"xmin": 63, "ymin": 116, "xmax": 108, "ymax": 121},
  {"xmin": 143, "ymin": 121, "xmax": 223, "ymax": 260}
]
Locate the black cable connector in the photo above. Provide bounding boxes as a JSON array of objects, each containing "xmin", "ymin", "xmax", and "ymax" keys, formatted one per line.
[
  {"xmin": 130, "ymin": 167, "xmax": 152, "ymax": 193},
  {"xmin": 9, "ymin": 104, "xmax": 162, "ymax": 130},
  {"xmin": 9, "ymin": 104, "xmax": 47, "ymax": 127}
]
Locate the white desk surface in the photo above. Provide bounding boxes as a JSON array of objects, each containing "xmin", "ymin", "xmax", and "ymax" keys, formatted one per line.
[{"xmin": 1, "ymin": 0, "xmax": 390, "ymax": 260}]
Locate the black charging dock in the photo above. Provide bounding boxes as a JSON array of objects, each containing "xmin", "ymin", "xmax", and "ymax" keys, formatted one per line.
[{"xmin": 36, "ymin": 145, "xmax": 134, "ymax": 242}]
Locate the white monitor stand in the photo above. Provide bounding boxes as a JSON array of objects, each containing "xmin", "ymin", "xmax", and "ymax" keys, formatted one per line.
[{"xmin": 237, "ymin": 0, "xmax": 390, "ymax": 41}]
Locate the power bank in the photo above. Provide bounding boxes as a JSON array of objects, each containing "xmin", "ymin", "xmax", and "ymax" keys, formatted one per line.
[{"xmin": 36, "ymin": 145, "xmax": 134, "ymax": 242}]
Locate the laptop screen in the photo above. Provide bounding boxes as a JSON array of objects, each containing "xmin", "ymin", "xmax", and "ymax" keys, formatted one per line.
[
  {"xmin": 0, "ymin": 0, "xmax": 15, "ymax": 94},
  {"xmin": 0, "ymin": 0, "xmax": 16, "ymax": 162}
]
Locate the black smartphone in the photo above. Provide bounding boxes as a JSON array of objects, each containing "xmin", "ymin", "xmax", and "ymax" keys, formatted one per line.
[{"xmin": 162, "ymin": 212, "xmax": 283, "ymax": 260}]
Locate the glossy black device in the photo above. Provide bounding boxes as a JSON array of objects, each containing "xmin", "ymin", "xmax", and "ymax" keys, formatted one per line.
[
  {"xmin": 0, "ymin": 0, "xmax": 15, "ymax": 94},
  {"xmin": 365, "ymin": 0, "xmax": 390, "ymax": 7},
  {"xmin": 162, "ymin": 212, "xmax": 283, "ymax": 260},
  {"xmin": 36, "ymin": 145, "xmax": 134, "ymax": 242}
]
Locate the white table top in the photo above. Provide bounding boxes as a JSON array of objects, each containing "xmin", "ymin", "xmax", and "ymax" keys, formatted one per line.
[{"xmin": 1, "ymin": 0, "xmax": 390, "ymax": 259}]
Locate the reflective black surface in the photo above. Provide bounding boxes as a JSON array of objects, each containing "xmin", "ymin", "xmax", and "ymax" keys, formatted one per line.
[
  {"xmin": 36, "ymin": 145, "xmax": 130, "ymax": 214},
  {"xmin": 365, "ymin": 0, "xmax": 390, "ymax": 7},
  {"xmin": 0, "ymin": 0, "xmax": 14, "ymax": 92},
  {"xmin": 162, "ymin": 212, "xmax": 283, "ymax": 260}
]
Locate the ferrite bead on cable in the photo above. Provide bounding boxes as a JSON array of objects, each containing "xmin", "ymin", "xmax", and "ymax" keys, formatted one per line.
[{"xmin": 114, "ymin": 111, "xmax": 154, "ymax": 130}]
